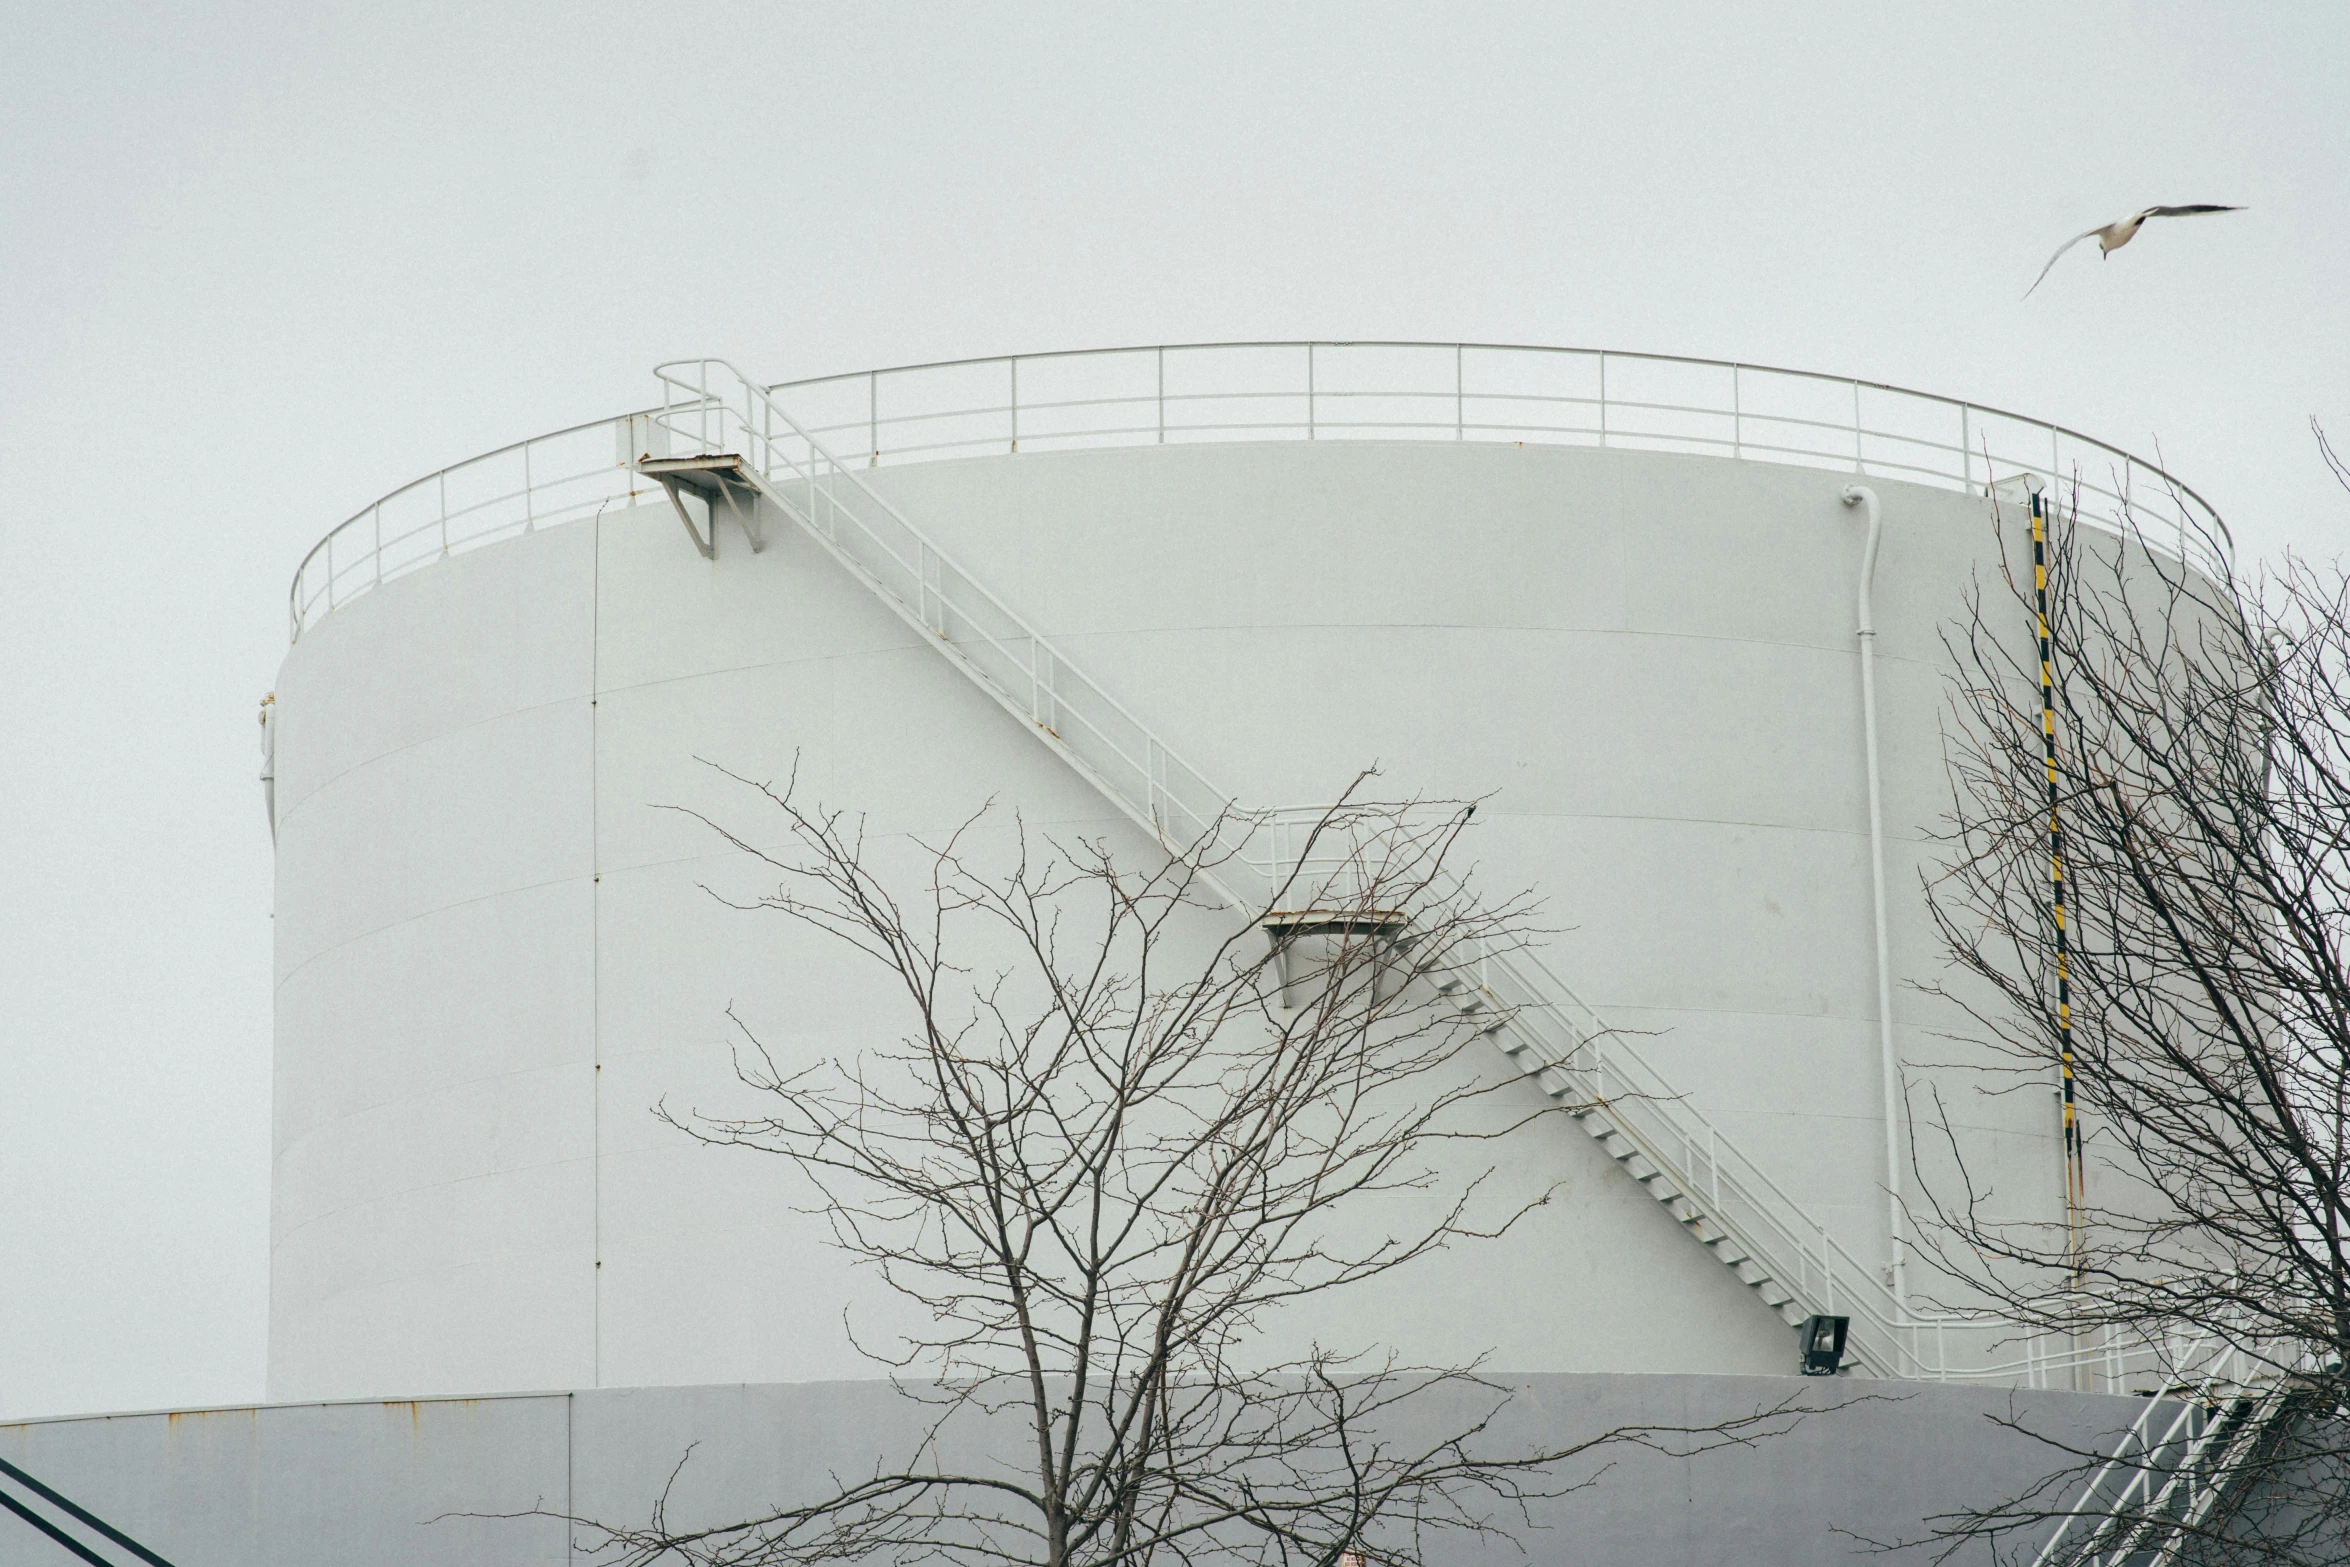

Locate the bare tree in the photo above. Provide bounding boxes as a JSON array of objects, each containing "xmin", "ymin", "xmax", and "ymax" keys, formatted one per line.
[
  {"xmin": 564, "ymin": 768, "xmax": 1817, "ymax": 1567},
  {"xmin": 1899, "ymin": 452, "xmax": 2350, "ymax": 1565}
]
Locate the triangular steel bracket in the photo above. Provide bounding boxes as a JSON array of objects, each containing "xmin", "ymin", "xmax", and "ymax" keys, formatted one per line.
[
  {"xmin": 1259, "ymin": 909, "xmax": 1410, "ymax": 1009},
  {"xmin": 635, "ymin": 453, "xmax": 768, "ymax": 559}
]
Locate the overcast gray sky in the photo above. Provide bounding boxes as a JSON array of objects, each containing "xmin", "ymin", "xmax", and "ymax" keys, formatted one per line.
[{"xmin": 2, "ymin": 1, "xmax": 2343, "ymax": 1421}]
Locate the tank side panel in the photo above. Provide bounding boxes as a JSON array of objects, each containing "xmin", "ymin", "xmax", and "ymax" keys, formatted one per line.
[{"xmin": 269, "ymin": 524, "xmax": 598, "ymax": 1400}]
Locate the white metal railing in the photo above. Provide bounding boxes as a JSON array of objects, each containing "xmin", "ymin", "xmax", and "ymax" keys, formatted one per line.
[
  {"xmin": 287, "ymin": 413, "xmax": 655, "ymax": 642},
  {"xmin": 287, "ymin": 341, "xmax": 2231, "ymax": 642},
  {"xmin": 2031, "ymin": 1329, "xmax": 2304, "ymax": 1566},
  {"xmin": 1452, "ymin": 932, "xmax": 2245, "ymax": 1387},
  {"xmin": 647, "ymin": 358, "xmax": 1258, "ymax": 910}
]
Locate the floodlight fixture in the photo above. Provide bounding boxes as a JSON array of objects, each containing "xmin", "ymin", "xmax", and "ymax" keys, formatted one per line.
[{"xmin": 1800, "ymin": 1314, "xmax": 1850, "ymax": 1376}]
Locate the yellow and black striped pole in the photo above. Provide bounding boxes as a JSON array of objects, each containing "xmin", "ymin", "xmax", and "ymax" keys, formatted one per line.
[{"xmin": 2032, "ymin": 488, "xmax": 2086, "ymax": 1276}]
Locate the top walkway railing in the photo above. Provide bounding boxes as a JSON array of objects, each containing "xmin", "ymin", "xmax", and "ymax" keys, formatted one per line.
[{"xmin": 287, "ymin": 341, "xmax": 2232, "ymax": 641}]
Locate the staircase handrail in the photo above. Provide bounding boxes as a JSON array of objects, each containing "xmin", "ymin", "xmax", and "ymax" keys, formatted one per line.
[
  {"xmin": 1481, "ymin": 940, "xmax": 1915, "ymax": 1372},
  {"xmin": 2138, "ymin": 1373, "xmax": 2312, "ymax": 1567},
  {"xmin": 1227, "ymin": 805, "xmax": 1911, "ymax": 1373},
  {"xmin": 649, "ymin": 359, "xmax": 1259, "ymax": 909},
  {"xmin": 2031, "ymin": 1327, "xmax": 2295, "ymax": 1567}
]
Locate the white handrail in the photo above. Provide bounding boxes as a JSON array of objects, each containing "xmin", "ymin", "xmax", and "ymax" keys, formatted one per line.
[
  {"xmin": 2031, "ymin": 1328, "xmax": 2292, "ymax": 1567},
  {"xmin": 287, "ymin": 341, "xmax": 2230, "ymax": 642},
  {"xmin": 647, "ymin": 359, "xmax": 1261, "ymax": 911}
]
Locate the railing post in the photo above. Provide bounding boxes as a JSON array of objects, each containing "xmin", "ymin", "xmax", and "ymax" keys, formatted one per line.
[
  {"xmin": 1010, "ymin": 356, "xmax": 1019, "ymax": 454},
  {"xmin": 1852, "ymin": 380, "xmax": 1863, "ymax": 473},
  {"xmin": 373, "ymin": 504, "xmax": 382, "ymax": 587},
  {"xmin": 439, "ymin": 471, "xmax": 449, "ymax": 555},
  {"xmin": 1156, "ymin": 347, "xmax": 1165, "ymax": 444},
  {"xmin": 1731, "ymin": 364, "xmax": 1742, "ymax": 460},
  {"xmin": 1597, "ymin": 351, "xmax": 1608, "ymax": 445},
  {"xmin": 1961, "ymin": 403, "xmax": 1973, "ymax": 491},
  {"xmin": 869, "ymin": 369, "xmax": 879, "ymax": 468},
  {"xmin": 1306, "ymin": 343, "xmax": 1316, "ymax": 439},
  {"xmin": 523, "ymin": 441, "xmax": 535, "ymax": 530},
  {"xmin": 1455, "ymin": 344, "xmax": 1464, "ymax": 440}
]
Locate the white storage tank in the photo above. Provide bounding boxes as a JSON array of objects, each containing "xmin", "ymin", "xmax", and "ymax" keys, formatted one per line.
[{"xmin": 264, "ymin": 343, "xmax": 2225, "ymax": 1403}]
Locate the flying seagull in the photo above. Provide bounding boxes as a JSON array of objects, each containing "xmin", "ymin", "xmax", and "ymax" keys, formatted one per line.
[{"xmin": 2025, "ymin": 205, "xmax": 2245, "ymax": 297}]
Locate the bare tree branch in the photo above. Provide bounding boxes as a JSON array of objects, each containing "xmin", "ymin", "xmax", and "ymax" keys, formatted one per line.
[
  {"xmin": 1902, "ymin": 445, "xmax": 2350, "ymax": 1564},
  {"xmin": 543, "ymin": 767, "xmax": 1828, "ymax": 1567}
]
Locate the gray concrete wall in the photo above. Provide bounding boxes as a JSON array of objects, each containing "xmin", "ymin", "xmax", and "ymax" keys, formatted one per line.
[{"xmin": 3, "ymin": 1374, "xmax": 2146, "ymax": 1566}]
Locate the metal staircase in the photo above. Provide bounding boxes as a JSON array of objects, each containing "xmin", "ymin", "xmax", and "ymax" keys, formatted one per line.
[
  {"xmin": 2031, "ymin": 1338, "xmax": 2310, "ymax": 1567},
  {"xmin": 644, "ymin": 357, "xmax": 1916, "ymax": 1374}
]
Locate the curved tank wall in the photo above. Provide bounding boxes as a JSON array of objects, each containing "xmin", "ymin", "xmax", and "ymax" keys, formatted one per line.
[{"xmin": 267, "ymin": 436, "xmax": 2055, "ymax": 1402}]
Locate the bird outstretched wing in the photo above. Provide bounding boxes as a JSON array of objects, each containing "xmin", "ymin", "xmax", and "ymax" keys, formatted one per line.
[
  {"xmin": 2139, "ymin": 204, "xmax": 2246, "ymax": 219},
  {"xmin": 2025, "ymin": 228, "xmax": 2103, "ymax": 299}
]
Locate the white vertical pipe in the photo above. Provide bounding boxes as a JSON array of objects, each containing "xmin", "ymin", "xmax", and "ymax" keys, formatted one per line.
[{"xmin": 1842, "ymin": 484, "xmax": 1906, "ymax": 1310}]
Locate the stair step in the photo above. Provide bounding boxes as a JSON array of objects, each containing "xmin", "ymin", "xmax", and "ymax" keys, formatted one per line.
[{"xmin": 1568, "ymin": 1106, "xmax": 1820, "ymax": 1328}]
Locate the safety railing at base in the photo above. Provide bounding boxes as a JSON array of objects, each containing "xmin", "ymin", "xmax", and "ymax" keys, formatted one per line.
[
  {"xmin": 2031, "ymin": 1329, "xmax": 2308, "ymax": 1566},
  {"xmin": 287, "ymin": 341, "xmax": 2231, "ymax": 643}
]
